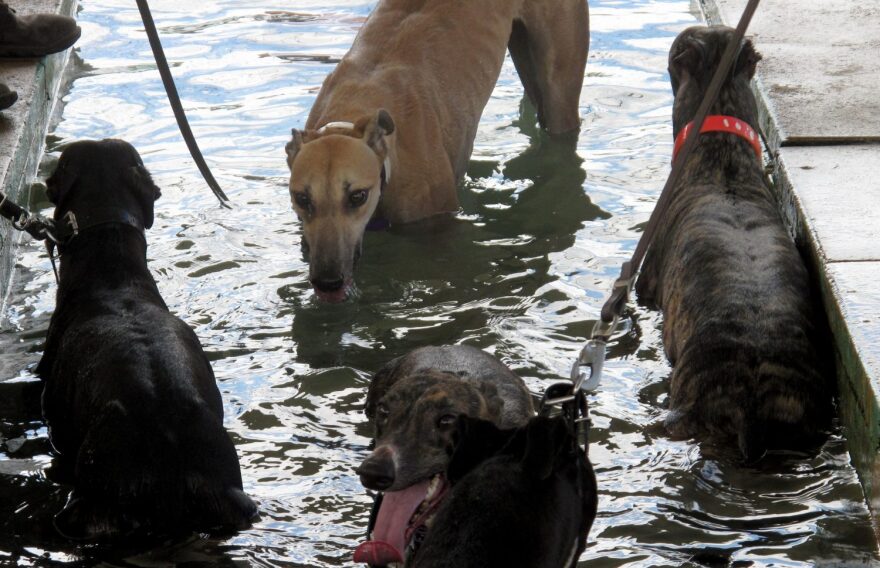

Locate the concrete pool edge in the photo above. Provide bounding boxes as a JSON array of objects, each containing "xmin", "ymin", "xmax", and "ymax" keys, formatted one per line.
[
  {"xmin": 701, "ymin": 0, "xmax": 880, "ymax": 542},
  {"xmin": 0, "ymin": 0, "xmax": 77, "ymax": 326}
]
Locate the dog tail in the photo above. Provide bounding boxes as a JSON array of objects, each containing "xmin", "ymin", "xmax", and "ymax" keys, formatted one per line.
[{"xmin": 55, "ymin": 400, "xmax": 257, "ymax": 540}]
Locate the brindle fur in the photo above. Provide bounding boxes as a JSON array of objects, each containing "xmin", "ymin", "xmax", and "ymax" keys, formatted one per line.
[
  {"xmin": 636, "ymin": 26, "xmax": 831, "ymax": 460},
  {"xmin": 358, "ymin": 345, "xmax": 534, "ymax": 491}
]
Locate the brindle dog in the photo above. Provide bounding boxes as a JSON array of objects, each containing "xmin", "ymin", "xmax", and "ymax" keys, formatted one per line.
[
  {"xmin": 355, "ymin": 345, "xmax": 534, "ymax": 565},
  {"xmin": 636, "ymin": 26, "xmax": 831, "ymax": 461},
  {"xmin": 37, "ymin": 139, "xmax": 257, "ymax": 539}
]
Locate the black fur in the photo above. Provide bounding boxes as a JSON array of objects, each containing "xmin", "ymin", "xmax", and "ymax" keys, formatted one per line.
[
  {"xmin": 37, "ymin": 139, "xmax": 257, "ymax": 539},
  {"xmin": 409, "ymin": 415, "xmax": 597, "ymax": 568}
]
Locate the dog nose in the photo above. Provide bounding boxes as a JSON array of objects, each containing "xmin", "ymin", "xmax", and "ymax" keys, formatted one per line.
[
  {"xmin": 357, "ymin": 455, "xmax": 395, "ymax": 491},
  {"xmin": 311, "ymin": 277, "xmax": 345, "ymax": 293}
]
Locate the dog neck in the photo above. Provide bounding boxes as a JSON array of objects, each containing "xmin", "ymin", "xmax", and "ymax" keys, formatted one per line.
[
  {"xmin": 672, "ymin": 115, "xmax": 762, "ymax": 163},
  {"xmin": 54, "ymin": 210, "xmax": 153, "ymax": 295}
]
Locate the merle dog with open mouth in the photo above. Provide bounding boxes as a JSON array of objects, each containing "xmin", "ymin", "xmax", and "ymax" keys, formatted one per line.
[
  {"xmin": 37, "ymin": 139, "xmax": 257, "ymax": 539},
  {"xmin": 354, "ymin": 345, "xmax": 534, "ymax": 565}
]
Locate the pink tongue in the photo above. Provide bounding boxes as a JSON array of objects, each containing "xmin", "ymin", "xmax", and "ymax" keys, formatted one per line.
[
  {"xmin": 369, "ymin": 479, "xmax": 431, "ymax": 561},
  {"xmin": 353, "ymin": 541, "xmax": 403, "ymax": 565}
]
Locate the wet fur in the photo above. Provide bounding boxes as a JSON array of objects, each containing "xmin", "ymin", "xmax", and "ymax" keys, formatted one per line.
[
  {"xmin": 37, "ymin": 139, "xmax": 257, "ymax": 539},
  {"xmin": 358, "ymin": 346, "xmax": 534, "ymax": 491},
  {"xmin": 285, "ymin": 0, "xmax": 589, "ymax": 294},
  {"xmin": 635, "ymin": 27, "xmax": 831, "ymax": 460},
  {"xmin": 410, "ymin": 416, "xmax": 597, "ymax": 568}
]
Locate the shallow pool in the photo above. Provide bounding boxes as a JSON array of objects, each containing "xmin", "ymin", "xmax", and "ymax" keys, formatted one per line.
[{"xmin": 1, "ymin": 0, "xmax": 877, "ymax": 565}]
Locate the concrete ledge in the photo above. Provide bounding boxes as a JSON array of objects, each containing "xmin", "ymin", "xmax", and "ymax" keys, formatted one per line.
[
  {"xmin": 0, "ymin": 0, "xmax": 77, "ymax": 319},
  {"xmin": 701, "ymin": 0, "xmax": 880, "ymax": 539}
]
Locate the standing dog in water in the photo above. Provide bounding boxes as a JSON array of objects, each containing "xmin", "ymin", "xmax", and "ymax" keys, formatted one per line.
[
  {"xmin": 38, "ymin": 140, "xmax": 257, "ymax": 539},
  {"xmin": 354, "ymin": 345, "xmax": 534, "ymax": 565},
  {"xmin": 285, "ymin": 0, "xmax": 589, "ymax": 301},
  {"xmin": 636, "ymin": 26, "xmax": 831, "ymax": 461}
]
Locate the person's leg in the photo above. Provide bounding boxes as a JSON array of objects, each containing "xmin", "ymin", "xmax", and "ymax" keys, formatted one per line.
[
  {"xmin": 0, "ymin": 1, "xmax": 80, "ymax": 58},
  {"xmin": 0, "ymin": 82, "xmax": 16, "ymax": 110}
]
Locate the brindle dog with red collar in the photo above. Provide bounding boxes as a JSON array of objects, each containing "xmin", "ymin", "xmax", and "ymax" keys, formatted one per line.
[{"xmin": 636, "ymin": 26, "xmax": 832, "ymax": 461}]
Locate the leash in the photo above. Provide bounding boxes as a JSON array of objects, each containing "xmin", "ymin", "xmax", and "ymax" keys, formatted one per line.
[
  {"xmin": 134, "ymin": 0, "xmax": 231, "ymax": 209},
  {"xmin": 0, "ymin": 189, "xmax": 147, "ymax": 283},
  {"xmin": 570, "ymin": 0, "xmax": 762, "ymax": 392},
  {"xmin": 0, "ymin": 189, "xmax": 66, "ymax": 282},
  {"xmin": 538, "ymin": 381, "xmax": 591, "ymax": 456}
]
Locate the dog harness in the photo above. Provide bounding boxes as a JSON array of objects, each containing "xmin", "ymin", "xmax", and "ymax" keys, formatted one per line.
[{"xmin": 672, "ymin": 115, "xmax": 761, "ymax": 163}]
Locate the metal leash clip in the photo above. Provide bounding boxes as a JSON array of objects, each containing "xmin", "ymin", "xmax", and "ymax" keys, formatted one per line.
[{"xmin": 570, "ymin": 337, "xmax": 606, "ymax": 394}]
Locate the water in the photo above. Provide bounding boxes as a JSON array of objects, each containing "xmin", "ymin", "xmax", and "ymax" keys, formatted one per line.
[{"xmin": 1, "ymin": 0, "xmax": 877, "ymax": 566}]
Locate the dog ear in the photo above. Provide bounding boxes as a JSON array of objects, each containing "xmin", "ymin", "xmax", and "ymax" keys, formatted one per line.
[
  {"xmin": 467, "ymin": 380, "xmax": 503, "ymax": 420},
  {"xmin": 359, "ymin": 109, "xmax": 395, "ymax": 157},
  {"xmin": 126, "ymin": 165, "xmax": 161, "ymax": 229},
  {"xmin": 46, "ymin": 158, "xmax": 79, "ymax": 208},
  {"xmin": 285, "ymin": 129, "xmax": 307, "ymax": 170},
  {"xmin": 734, "ymin": 38, "xmax": 762, "ymax": 80},
  {"xmin": 670, "ymin": 35, "xmax": 706, "ymax": 78},
  {"xmin": 365, "ymin": 354, "xmax": 407, "ymax": 420},
  {"xmin": 447, "ymin": 415, "xmax": 511, "ymax": 484}
]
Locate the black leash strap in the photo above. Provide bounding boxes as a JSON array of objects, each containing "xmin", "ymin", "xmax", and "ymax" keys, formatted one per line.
[
  {"xmin": 134, "ymin": 0, "xmax": 231, "ymax": 208},
  {"xmin": 572, "ymin": 0, "xmax": 761, "ymax": 390},
  {"xmin": 1, "ymin": 189, "xmax": 64, "ymax": 282},
  {"xmin": 0, "ymin": 190, "xmax": 57, "ymax": 242},
  {"xmin": 539, "ymin": 382, "xmax": 591, "ymax": 456}
]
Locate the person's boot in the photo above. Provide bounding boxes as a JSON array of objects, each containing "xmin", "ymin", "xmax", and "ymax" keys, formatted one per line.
[
  {"xmin": 0, "ymin": 1, "xmax": 80, "ymax": 58},
  {"xmin": 0, "ymin": 82, "xmax": 16, "ymax": 110}
]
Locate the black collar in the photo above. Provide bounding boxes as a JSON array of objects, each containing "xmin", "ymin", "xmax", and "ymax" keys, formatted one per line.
[{"xmin": 53, "ymin": 207, "xmax": 146, "ymax": 248}]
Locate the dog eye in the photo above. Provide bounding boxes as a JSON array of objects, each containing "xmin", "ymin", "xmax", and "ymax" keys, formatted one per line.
[
  {"xmin": 349, "ymin": 189, "xmax": 368, "ymax": 207},
  {"xmin": 436, "ymin": 414, "xmax": 457, "ymax": 429},
  {"xmin": 293, "ymin": 191, "xmax": 311, "ymax": 210}
]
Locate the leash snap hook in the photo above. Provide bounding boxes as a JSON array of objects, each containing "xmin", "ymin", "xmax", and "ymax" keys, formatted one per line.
[
  {"xmin": 61, "ymin": 211, "xmax": 79, "ymax": 241},
  {"xmin": 11, "ymin": 211, "xmax": 30, "ymax": 232},
  {"xmin": 570, "ymin": 338, "xmax": 606, "ymax": 393}
]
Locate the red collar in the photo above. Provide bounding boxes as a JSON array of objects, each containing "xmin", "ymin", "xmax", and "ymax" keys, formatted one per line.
[{"xmin": 672, "ymin": 115, "xmax": 761, "ymax": 163}]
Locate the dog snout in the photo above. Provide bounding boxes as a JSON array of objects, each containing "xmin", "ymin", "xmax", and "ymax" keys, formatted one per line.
[
  {"xmin": 357, "ymin": 448, "xmax": 396, "ymax": 491},
  {"xmin": 310, "ymin": 276, "xmax": 345, "ymax": 293}
]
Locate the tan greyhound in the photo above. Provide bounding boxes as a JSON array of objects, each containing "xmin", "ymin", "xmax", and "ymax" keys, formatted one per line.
[{"xmin": 285, "ymin": 0, "xmax": 590, "ymax": 302}]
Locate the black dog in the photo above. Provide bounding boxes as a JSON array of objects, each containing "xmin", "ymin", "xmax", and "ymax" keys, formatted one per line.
[
  {"xmin": 409, "ymin": 414, "xmax": 597, "ymax": 568},
  {"xmin": 36, "ymin": 139, "xmax": 257, "ymax": 539},
  {"xmin": 636, "ymin": 26, "xmax": 831, "ymax": 460}
]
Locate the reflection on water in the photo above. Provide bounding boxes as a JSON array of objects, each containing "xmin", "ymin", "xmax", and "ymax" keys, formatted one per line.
[{"xmin": 0, "ymin": 0, "xmax": 877, "ymax": 566}]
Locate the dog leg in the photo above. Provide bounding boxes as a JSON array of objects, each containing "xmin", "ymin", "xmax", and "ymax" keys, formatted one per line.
[{"xmin": 509, "ymin": 0, "xmax": 589, "ymax": 135}]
